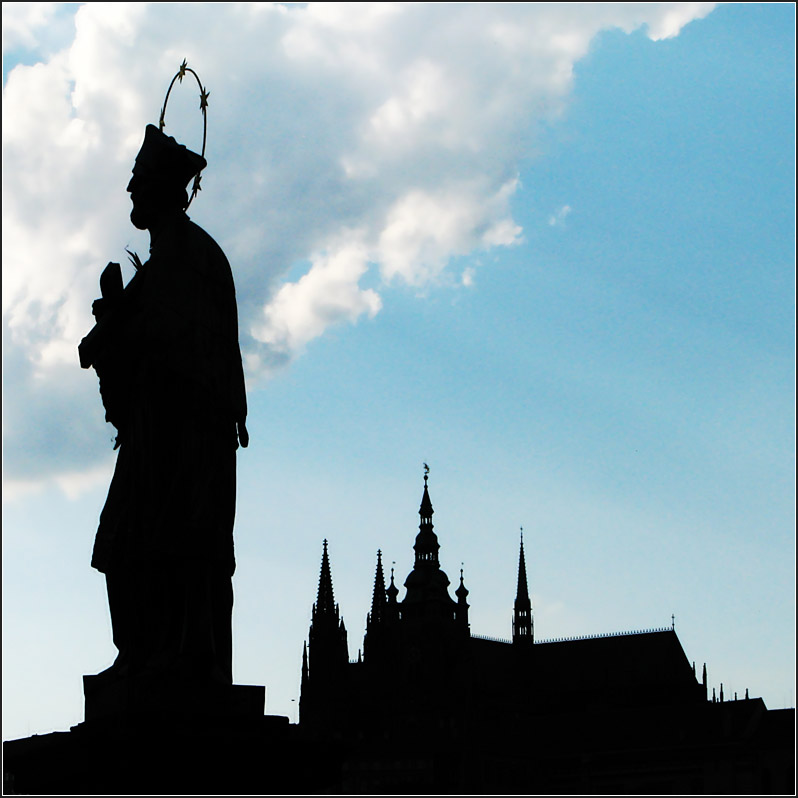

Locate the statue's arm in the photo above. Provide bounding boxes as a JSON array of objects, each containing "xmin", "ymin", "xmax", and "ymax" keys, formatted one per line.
[
  {"xmin": 78, "ymin": 262, "xmax": 124, "ymax": 369},
  {"xmin": 228, "ymin": 287, "xmax": 248, "ymax": 449},
  {"xmin": 237, "ymin": 418, "xmax": 249, "ymax": 448}
]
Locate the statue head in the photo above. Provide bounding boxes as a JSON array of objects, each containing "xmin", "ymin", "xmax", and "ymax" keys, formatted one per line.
[{"xmin": 127, "ymin": 124, "xmax": 206, "ymax": 230}]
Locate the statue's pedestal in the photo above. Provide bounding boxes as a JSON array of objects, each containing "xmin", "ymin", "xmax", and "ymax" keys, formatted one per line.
[
  {"xmin": 82, "ymin": 671, "xmax": 265, "ymax": 727},
  {"xmin": 3, "ymin": 675, "xmax": 342, "ymax": 795}
]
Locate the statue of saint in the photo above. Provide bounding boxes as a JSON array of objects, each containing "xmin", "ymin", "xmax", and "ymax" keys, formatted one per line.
[{"xmin": 80, "ymin": 122, "xmax": 248, "ymax": 685}]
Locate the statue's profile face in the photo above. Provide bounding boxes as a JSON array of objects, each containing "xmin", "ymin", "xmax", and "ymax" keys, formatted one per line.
[
  {"xmin": 127, "ymin": 172, "xmax": 160, "ymax": 231},
  {"xmin": 127, "ymin": 168, "xmax": 186, "ymax": 231}
]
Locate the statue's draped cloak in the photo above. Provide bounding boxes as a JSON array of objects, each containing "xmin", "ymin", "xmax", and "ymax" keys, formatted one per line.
[{"xmin": 91, "ymin": 214, "xmax": 246, "ymax": 578}]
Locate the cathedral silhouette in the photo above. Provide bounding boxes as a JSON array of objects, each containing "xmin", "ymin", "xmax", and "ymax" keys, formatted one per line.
[
  {"xmin": 3, "ymin": 470, "xmax": 793, "ymax": 794},
  {"xmin": 298, "ymin": 471, "xmax": 794, "ymax": 794}
]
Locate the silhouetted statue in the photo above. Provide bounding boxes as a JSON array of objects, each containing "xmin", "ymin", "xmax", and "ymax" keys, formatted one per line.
[{"xmin": 80, "ymin": 123, "xmax": 248, "ymax": 685}]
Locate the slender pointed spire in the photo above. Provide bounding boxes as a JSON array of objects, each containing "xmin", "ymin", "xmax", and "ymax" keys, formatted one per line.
[
  {"xmin": 517, "ymin": 529, "xmax": 530, "ymax": 602},
  {"xmin": 365, "ymin": 551, "xmax": 399, "ymax": 662},
  {"xmin": 308, "ymin": 539, "xmax": 349, "ymax": 666},
  {"xmin": 419, "ymin": 463, "xmax": 434, "ymax": 520},
  {"xmin": 369, "ymin": 549, "xmax": 387, "ymax": 626},
  {"xmin": 303, "ymin": 541, "xmax": 349, "ymax": 727},
  {"xmin": 299, "ymin": 640, "xmax": 310, "ymax": 724},
  {"xmin": 315, "ymin": 539, "xmax": 336, "ymax": 617},
  {"xmin": 513, "ymin": 528, "xmax": 533, "ymax": 645}
]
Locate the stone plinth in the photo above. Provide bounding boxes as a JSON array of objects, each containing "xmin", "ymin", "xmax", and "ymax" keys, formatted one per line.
[
  {"xmin": 3, "ymin": 713, "xmax": 343, "ymax": 796},
  {"xmin": 4, "ymin": 675, "xmax": 342, "ymax": 796},
  {"xmin": 82, "ymin": 671, "xmax": 265, "ymax": 728}
]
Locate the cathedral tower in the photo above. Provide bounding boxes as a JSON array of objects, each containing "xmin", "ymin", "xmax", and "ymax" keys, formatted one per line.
[
  {"xmin": 401, "ymin": 465, "xmax": 459, "ymax": 624},
  {"xmin": 364, "ymin": 549, "xmax": 398, "ymax": 662},
  {"xmin": 513, "ymin": 530, "xmax": 533, "ymax": 645},
  {"xmin": 300, "ymin": 540, "xmax": 349, "ymax": 725}
]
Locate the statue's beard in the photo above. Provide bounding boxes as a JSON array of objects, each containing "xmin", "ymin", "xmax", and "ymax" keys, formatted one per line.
[
  {"xmin": 129, "ymin": 184, "xmax": 186, "ymax": 231},
  {"xmin": 130, "ymin": 203, "xmax": 150, "ymax": 231}
]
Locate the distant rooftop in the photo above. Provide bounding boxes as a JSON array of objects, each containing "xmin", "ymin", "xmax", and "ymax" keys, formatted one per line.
[{"xmin": 471, "ymin": 626, "xmax": 672, "ymax": 646}]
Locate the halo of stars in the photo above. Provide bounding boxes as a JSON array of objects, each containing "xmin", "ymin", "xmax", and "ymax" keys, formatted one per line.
[{"xmin": 158, "ymin": 59, "xmax": 208, "ymax": 207}]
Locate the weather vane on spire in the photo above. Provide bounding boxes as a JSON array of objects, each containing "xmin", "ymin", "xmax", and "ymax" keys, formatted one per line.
[
  {"xmin": 423, "ymin": 462, "xmax": 429, "ymax": 486},
  {"xmin": 158, "ymin": 59, "xmax": 208, "ymax": 207}
]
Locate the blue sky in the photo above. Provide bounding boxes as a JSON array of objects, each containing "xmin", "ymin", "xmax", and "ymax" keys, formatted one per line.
[{"xmin": 3, "ymin": 2, "xmax": 795, "ymax": 738}]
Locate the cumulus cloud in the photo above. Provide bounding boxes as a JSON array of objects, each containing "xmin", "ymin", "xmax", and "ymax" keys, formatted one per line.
[
  {"xmin": 250, "ymin": 232, "xmax": 382, "ymax": 368},
  {"xmin": 2, "ymin": 2, "xmax": 717, "ymax": 491},
  {"xmin": 1, "ymin": 3, "xmax": 58, "ymax": 51}
]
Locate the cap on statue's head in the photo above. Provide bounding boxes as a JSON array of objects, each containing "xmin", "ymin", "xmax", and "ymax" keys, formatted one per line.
[{"xmin": 132, "ymin": 124, "xmax": 206, "ymax": 188}]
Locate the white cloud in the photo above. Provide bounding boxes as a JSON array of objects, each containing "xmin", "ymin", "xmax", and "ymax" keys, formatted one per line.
[
  {"xmin": 2, "ymin": 2, "xmax": 717, "ymax": 491},
  {"xmin": 548, "ymin": 204, "xmax": 573, "ymax": 228},
  {"xmin": 1, "ymin": 2, "xmax": 58, "ymax": 51},
  {"xmin": 644, "ymin": 2, "xmax": 717, "ymax": 40},
  {"xmin": 251, "ymin": 232, "xmax": 382, "ymax": 366},
  {"xmin": 377, "ymin": 178, "xmax": 522, "ymax": 286}
]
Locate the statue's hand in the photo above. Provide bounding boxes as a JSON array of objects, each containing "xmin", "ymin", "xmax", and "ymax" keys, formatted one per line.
[
  {"xmin": 100, "ymin": 262, "xmax": 123, "ymax": 300},
  {"xmin": 92, "ymin": 295, "xmax": 120, "ymax": 320},
  {"xmin": 237, "ymin": 419, "xmax": 249, "ymax": 449}
]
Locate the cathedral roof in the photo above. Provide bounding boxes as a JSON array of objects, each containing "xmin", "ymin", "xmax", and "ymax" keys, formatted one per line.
[{"xmin": 470, "ymin": 629, "xmax": 700, "ymax": 708}]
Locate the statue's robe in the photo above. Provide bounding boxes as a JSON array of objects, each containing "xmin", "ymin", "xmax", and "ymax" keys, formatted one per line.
[{"xmin": 90, "ymin": 211, "xmax": 246, "ymax": 682}]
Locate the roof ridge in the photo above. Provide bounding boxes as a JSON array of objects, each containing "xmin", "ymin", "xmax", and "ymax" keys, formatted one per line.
[{"xmin": 535, "ymin": 627, "xmax": 672, "ymax": 644}]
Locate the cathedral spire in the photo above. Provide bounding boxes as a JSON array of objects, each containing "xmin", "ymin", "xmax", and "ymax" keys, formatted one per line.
[
  {"xmin": 387, "ymin": 563, "xmax": 399, "ymax": 604},
  {"xmin": 308, "ymin": 540, "xmax": 348, "ymax": 668},
  {"xmin": 385, "ymin": 563, "xmax": 400, "ymax": 625},
  {"xmin": 455, "ymin": 566, "xmax": 470, "ymax": 631},
  {"xmin": 365, "ymin": 550, "xmax": 399, "ymax": 663},
  {"xmin": 315, "ymin": 539, "xmax": 336, "ymax": 618},
  {"xmin": 369, "ymin": 549, "xmax": 387, "ymax": 625},
  {"xmin": 517, "ymin": 529, "xmax": 529, "ymax": 600},
  {"xmin": 402, "ymin": 465, "xmax": 459, "ymax": 625},
  {"xmin": 302, "ymin": 541, "xmax": 349, "ymax": 727},
  {"xmin": 513, "ymin": 528, "xmax": 533, "ymax": 645},
  {"xmin": 414, "ymin": 463, "xmax": 440, "ymax": 567}
]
